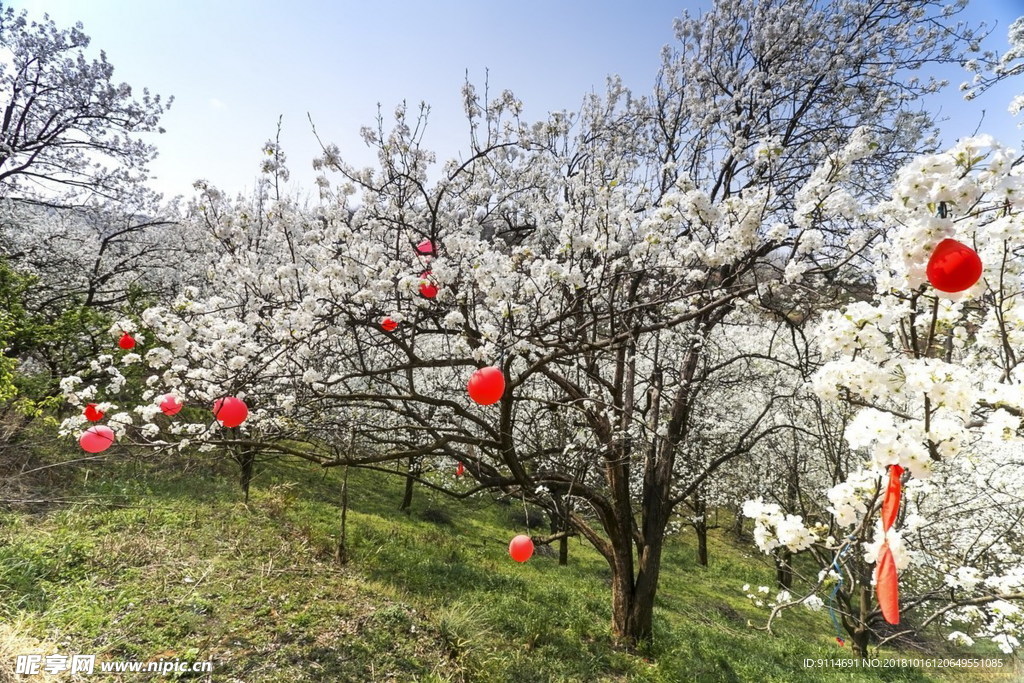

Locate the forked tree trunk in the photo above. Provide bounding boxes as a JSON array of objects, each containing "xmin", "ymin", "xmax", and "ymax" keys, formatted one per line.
[
  {"xmin": 608, "ymin": 549, "xmax": 665, "ymax": 647},
  {"xmin": 605, "ymin": 501, "xmax": 667, "ymax": 649},
  {"xmin": 842, "ymin": 567, "xmax": 874, "ymax": 658}
]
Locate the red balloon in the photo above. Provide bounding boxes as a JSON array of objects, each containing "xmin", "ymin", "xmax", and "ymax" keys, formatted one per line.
[
  {"xmin": 160, "ymin": 394, "xmax": 184, "ymax": 416},
  {"xmin": 381, "ymin": 317, "xmax": 399, "ymax": 332},
  {"xmin": 416, "ymin": 239, "xmax": 434, "ymax": 255},
  {"xmin": 79, "ymin": 425, "xmax": 115, "ymax": 453},
  {"xmin": 926, "ymin": 239, "xmax": 982, "ymax": 293},
  {"xmin": 118, "ymin": 332, "xmax": 136, "ymax": 350},
  {"xmin": 83, "ymin": 403, "xmax": 104, "ymax": 422},
  {"xmin": 509, "ymin": 534, "xmax": 534, "ymax": 563},
  {"xmin": 456, "ymin": 462, "xmax": 465, "ymax": 477},
  {"xmin": 467, "ymin": 366, "xmax": 505, "ymax": 405},
  {"xmin": 213, "ymin": 396, "xmax": 248, "ymax": 428},
  {"xmin": 880, "ymin": 464, "xmax": 904, "ymax": 532},
  {"xmin": 419, "ymin": 271, "xmax": 438, "ymax": 299},
  {"xmin": 875, "ymin": 542, "xmax": 900, "ymax": 625}
]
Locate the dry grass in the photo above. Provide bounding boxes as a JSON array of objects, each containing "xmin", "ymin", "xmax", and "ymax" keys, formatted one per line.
[{"xmin": 0, "ymin": 618, "xmax": 87, "ymax": 683}]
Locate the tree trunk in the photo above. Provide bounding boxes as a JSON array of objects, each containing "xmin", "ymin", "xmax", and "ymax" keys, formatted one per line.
[
  {"xmin": 732, "ymin": 506, "xmax": 745, "ymax": 540},
  {"xmin": 696, "ymin": 521, "xmax": 709, "ymax": 567},
  {"xmin": 609, "ymin": 556, "xmax": 645, "ymax": 648},
  {"xmin": 551, "ymin": 495, "xmax": 570, "ymax": 566},
  {"xmin": 776, "ymin": 548, "xmax": 793, "ymax": 589},
  {"xmin": 606, "ymin": 498, "xmax": 667, "ymax": 650},
  {"xmin": 399, "ymin": 457, "xmax": 416, "ymax": 513},
  {"xmin": 848, "ymin": 568, "xmax": 873, "ymax": 658},
  {"xmin": 335, "ymin": 466, "xmax": 349, "ymax": 565},
  {"xmin": 608, "ymin": 543, "xmax": 664, "ymax": 649},
  {"xmin": 238, "ymin": 449, "xmax": 256, "ymax": 504},
  {"xmin": 694, "ymin": 494, "xmax": 709, "ymax": 566},
  {"xmin": 851, "ymin": 626, "xmax": 870, "ymax": 659}
]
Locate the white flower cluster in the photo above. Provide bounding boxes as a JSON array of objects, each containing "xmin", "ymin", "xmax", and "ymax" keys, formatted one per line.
[{"xmin": 742, "ymin": 499, "xmax": 818, "ymax": 553}]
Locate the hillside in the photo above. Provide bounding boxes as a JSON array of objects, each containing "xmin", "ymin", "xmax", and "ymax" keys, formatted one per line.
[{"xmin": 0, "ymin": 435, "xmax": 1017, "ymax": 682}]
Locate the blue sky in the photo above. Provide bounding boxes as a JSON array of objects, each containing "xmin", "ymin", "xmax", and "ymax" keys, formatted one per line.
[{"xmin": 9, "ymin": 0, "xmax": 1024, "ymax": 200}]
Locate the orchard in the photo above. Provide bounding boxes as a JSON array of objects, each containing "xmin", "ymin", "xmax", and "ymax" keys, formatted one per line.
[{"xmin": 3, "ymin": 0, "xmax": 1024, "ymax": 670}]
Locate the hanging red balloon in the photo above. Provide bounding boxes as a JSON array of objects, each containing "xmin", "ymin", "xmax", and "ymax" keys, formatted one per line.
[
  {"xmin": 83, "ymin": 403, "xmax": 104, "ymax": 422},
  {"xmin": 118, "ymin": 332, "xmax": 136, "ymax": 350},
  {"xmin": 926, "ymin": 239, "xmax": 982, "ymax": 293},
  {"xmin": 381, "ymin": 317, "xmax": 399, "ymax": 332},
  {"xmin": 419, "ymin": 271, "xmax": 438, "ymax": 299},
  {"xmin": 213, "ymin": 396, "xmax": 249, "ymax": 428},
  {"xmin": 456, "ymin": 462, "xmax": 465, "ymax": 477},
  {"xmin": 880, "ymin": 464, "xmax": 904, "ymax": 532},
  {"xmin": 509, "ymin": 534, "xmax": 534, "ymax": 563},
  {"xmin": 160, "ymin": 394, "xmax": 184, "ymax": 416},
  {"xmin": 467, "ymin": 366, "xmax": 505, "ymax": 405},
  {"xmin": 415, "ymin": 239, "xmax": 434, "ymax": 256},
  {"xmin": 79, "ymin": 425, "xmax": 115, "ymax": 453},
  {"xmin": 875, "ymin": 541, "xmax": 900, "ymax": 625}
]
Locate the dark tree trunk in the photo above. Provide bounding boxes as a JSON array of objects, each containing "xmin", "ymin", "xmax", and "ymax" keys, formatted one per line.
[
  {"xmin": 776, "ymin": 548, "xmax": 793, "ymax": 589},
  {"xmin": 399, "ymin": 457, "xmax": 416, "ymax": 513},
  {"xmin": 550, "ymin": 494, "xmax": 570, "ymax": 566},
  {"xmin": 844, "ymin": 566, "xmax": 874, "ymax": 659},
  {"xmin": 732, "ymin": 506, "xmax": 745, "ymax": 540},
  {"xmin": 607, "ymin": 531, "xmax": 665, "ymax": 648},
  {"xmin": 694, "ymin": 495, "xmax": 709, "ymax": 566},
  {"xmin": 605, "ymin": 460, "xmax": 668, "ymax": 650},
  {"xmin": 851, "ymin": 626, "xmax": 870, "ymax": 659},
  {"xmin": 238, "ymin": 449, "xmax": 256, "ymax": 504}
]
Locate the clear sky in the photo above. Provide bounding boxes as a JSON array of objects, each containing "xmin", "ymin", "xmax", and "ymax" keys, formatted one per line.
[{"xmin": 8, "ymin": 0, "xmax": 1024, "ymax": 200}]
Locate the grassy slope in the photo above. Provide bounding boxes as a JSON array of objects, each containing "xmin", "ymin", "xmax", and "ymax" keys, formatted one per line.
[{"xmin": 0, "ymin": 446, "xmax": 1018, "ymax": 682}]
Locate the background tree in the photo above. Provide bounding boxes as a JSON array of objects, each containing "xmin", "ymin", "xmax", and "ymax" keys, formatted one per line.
[
  {"xmin": 0, "ymin": 3, "xmax": 180, "ymax": 424},
  {"xmin": 0, "ymin": 2, "xmax": 170, "ymax": 204}
]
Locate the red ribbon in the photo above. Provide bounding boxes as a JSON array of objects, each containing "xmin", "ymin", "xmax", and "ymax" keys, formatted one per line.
[
  {"xmin": 876, "ymin": 541, "xmax": 900, "ymax": 625},
  {"xmin": 880, "ymin": 464, "xmax": 904, "ymax": 532}
]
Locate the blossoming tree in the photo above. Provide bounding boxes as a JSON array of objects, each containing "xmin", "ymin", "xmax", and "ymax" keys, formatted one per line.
[
  {"xmin": 0, "ymin": 3, "xmax": 170, "ymax": 203},
  {"xmin": 747, "ymin": 135, "xmax": 1024, "ymax": 657},
  {"xmin": 57, "ymin": 0, "xmax": 984, "ymax": 650}
]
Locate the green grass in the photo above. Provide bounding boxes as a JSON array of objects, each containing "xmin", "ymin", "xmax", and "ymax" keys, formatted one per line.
[{"xmin": 0, "ymin": 447, "xmax": 1018, "ymax": 682}]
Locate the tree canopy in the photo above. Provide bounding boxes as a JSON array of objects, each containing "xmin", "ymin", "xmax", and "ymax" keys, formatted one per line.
[{"xmin": 0, "ymin": 2, "xmax": 170, "ymax": 203}]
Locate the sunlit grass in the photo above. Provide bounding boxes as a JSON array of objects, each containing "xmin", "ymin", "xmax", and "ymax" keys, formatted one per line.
[{"xmin": 0, "ymin": 447, "xmax": 1017, "ymax": 681}]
